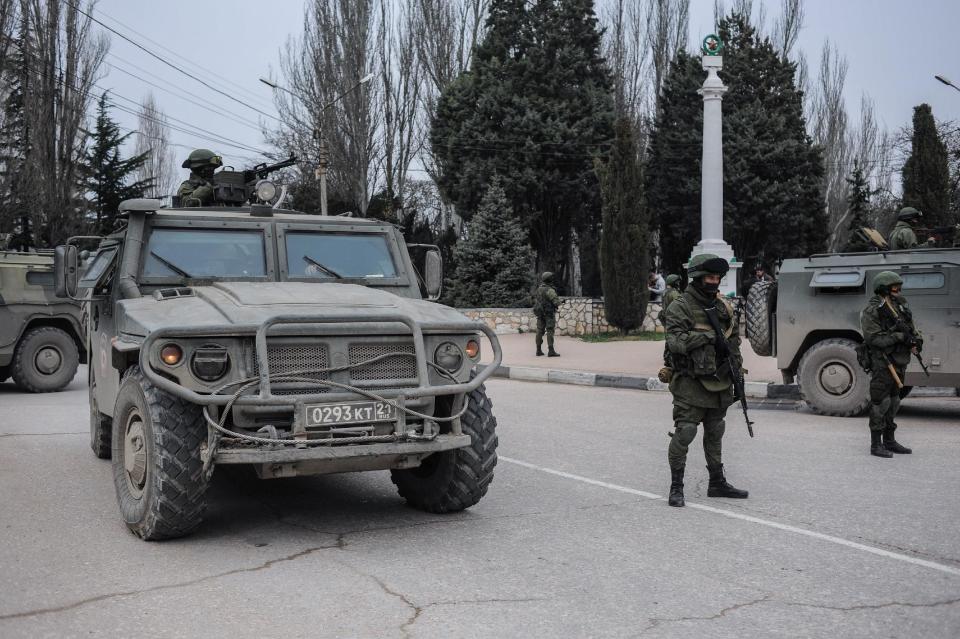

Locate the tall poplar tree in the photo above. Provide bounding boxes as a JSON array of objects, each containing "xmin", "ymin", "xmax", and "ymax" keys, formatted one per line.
[{"xmin": 902, "ymin": 103, "xmax": 952, "ymax": 227}]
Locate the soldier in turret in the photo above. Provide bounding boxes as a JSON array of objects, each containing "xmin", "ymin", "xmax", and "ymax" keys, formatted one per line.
[
  {"xmin": 177, "ymin": 149, "xmax": 223, "ymax": 206},
  {"xmin": 534, "ymin": 271, "xmax": 560, "ymax": 357},
  {"xmin": 663, "ymin": 254, "xmax": 748, "ymax": 508},
  {"xmin": 887, "ymin": 207, "xmax": 922, "ymax": 250}
]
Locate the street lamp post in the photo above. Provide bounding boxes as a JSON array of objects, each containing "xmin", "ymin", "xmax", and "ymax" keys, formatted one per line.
[
  {"xmin": 934, "ymin": 75, "xmax": 960, "ymax": 93},
  {"xmin": 260, "ymin": 73, "xmax": 374, "ymax": 216}
]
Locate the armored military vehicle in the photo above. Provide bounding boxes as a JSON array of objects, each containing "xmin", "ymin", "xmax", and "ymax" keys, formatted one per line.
[
  {"xmin": 54, "ymin": 199, "xmax": 502, "ymax": 540},
  {"xmin": 0, "ymin": 250, "xmax": 84, "ymax": 392},
  {"xmin": 745, "ymin": 248, "xmax": 960, "ymax": 415}
]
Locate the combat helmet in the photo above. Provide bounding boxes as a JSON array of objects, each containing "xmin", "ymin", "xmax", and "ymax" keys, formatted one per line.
[
  {"xmin": 897, "ymin": 207, "xmax": 922, "ymax": 222},
  {"xmin": 687, "ymin": 254, "xmax": 729, "ymax": 279},
  {"xmin": 873, "ymin": 270, "xmax": 903, "ymax": 295},
  {"xmin": 665, "ymin": 274, "xmax": 681, "ymax": 287},
  {"xmin": 541, "ymin": 271, "xmax": 554, "ymax": 284},
  {"xmin": 181, "ymin": 148, "xmax": 223, "ymax": 170}
]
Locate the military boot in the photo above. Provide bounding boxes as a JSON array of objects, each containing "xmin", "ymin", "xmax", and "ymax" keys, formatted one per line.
[
  {"xmin": 871, "ymin": 430, "xmax": 893, "ymax": 458},
  {"xmin": 547, "ymin": 348, "xmax": 560, "ymax": 357},
  {"xmin": 883, "ymin": 428, "xmax": 912, "ymax": 454},
  {"xmin": 668, "ymin": 466, "xmax": 685, "ymax": 507},
  {"xmin": 536, "ymin": 347, "xmax": 544, "ymax": 356},
  {"xmin": 706, "ymin": 464, "xmax": 748, "ymax": 499}
]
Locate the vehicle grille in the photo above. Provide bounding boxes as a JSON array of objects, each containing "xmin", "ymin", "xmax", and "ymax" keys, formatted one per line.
[
  {"xmin": 349, "ymin": 342, "xmax": 417, "ymax": 385},
  {"xmin": 251, "ymin": 342, "xmax": 331, "ymax": 394}
]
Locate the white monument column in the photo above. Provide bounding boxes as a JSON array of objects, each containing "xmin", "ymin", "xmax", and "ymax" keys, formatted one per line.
[{"xmin": 688, "ymin": 35, "xmax": 740, "ymax": 295}]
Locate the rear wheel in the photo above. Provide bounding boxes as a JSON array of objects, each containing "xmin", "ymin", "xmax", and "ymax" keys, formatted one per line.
[
  {"xmin": 112, "ymin": 367, "xmax": 208, "ymax": 540},
  {"xmin": 745, "ymin": 280, "xmax": 777, "ymax": 356},
  {"xmin": 797, "ymin": 338, "xmax": 870, "ymax": 417},
  {"xmin": 391, "ymin": 378, "xmax": 498, "ymax": 513},
  {"xmin": 11, "ymin": 326, "xmax": 79, "ymax": 392}
]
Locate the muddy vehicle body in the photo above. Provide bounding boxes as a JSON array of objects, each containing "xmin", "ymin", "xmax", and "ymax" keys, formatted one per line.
[
  {"xmin": 55, "ymin": 199, "xmax": 502, "ymax": 540},
  {"xmin": 0, "ymin": 250, "xmax": 84, "ymax": 391},
  {"xmin": 745, "ymin": 248, "xmax": 960, "ymax": 415}
]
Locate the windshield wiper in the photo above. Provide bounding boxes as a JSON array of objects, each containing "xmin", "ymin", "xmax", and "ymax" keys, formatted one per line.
[
  {"xmin": 302, "ymin": 255, "xmax": 343, "ymax": 279},
  {"xmin": 150, "ymin": 251, "xmax": 193, "ymax": 278}
]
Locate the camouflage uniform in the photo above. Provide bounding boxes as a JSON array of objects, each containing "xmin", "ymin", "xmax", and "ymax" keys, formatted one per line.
[
  {"xmin": 860, "ymin": 271, "xmax": 919, "ymax": 457},
  {"xmin": 664, "ymin": 254, "xmax": 748, "ymax": 507},
  {"xmin": 887, "ymin": 207, "xmax": 921, "ymax": 250},
  {"xmin": 534, "ymin": 272, "xmax": 560, "ymax": 357},
  {"xmin": 662, "ymin": 274, "xmax": 682, "ymax": 311},
  {"xmin": 177, "ymin": 149, "xmax": 222, "ymax": 206}
]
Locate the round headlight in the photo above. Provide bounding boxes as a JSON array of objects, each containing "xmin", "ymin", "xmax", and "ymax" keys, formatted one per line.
[
  {"xmin": 191, "ymin": 344, "xmax": 231, "ymax": 382},
  {"xmin": 255, "ymin": 179, "xmax": 277, "ymax": 203},
  {"xmin": 434, "ymin": 342, "xmax": 463, "ymax": 372},
  {"xmin": 160, "ymin": 343, "xmax": 183, "ymax": 366},
  {"xmin": 465, "ymin": 340, "xmax": 480, "ymax": 359}
]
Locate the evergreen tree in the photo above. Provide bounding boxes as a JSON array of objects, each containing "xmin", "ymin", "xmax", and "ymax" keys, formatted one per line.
[
  {"xmin": 446, "ymin": 178, "xmax": 534, "ymax": 307},
  {"xmin": 646, "ymin": 12, "xmax": 826, "ymax": 275},
  {"xmin": 597, "ymin": 118, "xmax": 647, "ymax": 333},
  {"xmin": 841, "ymin": 166, "xmax": 872, "ymax": 252},
  {"xmin": 902, "ymin": 103, "xmax": 952, "ymax": 227},
  {"xmin": 431, "ymin": 0, "xmax": 614, "ymax": 276},
  {"xmin": 82, "ymin": 93, "xmax": 153, "ymax": 235}
]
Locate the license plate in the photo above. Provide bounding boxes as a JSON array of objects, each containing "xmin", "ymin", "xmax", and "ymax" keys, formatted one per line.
[{"xmin": 304, "ymin": 400, "xmax": 397, "ymax": 427}]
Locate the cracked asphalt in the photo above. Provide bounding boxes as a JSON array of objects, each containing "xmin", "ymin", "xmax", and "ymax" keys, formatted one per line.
[{"xmin": 1, "ymin": 368, "xmax": 959, "ymax": 638}]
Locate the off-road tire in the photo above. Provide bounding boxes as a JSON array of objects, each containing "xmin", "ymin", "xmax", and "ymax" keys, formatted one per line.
[
  {"xmin": 391, "ymin": 379, "xmax": 498, "ymax": 513},
  {"xmin": 0, "ymin": 366, "xmax": 9, "ymax": 383},
  {"xmin": 112, "ymin": 366, "xmax": 208, "ymax": 540},
  {"xmin": 11, "ymin": 326, "xmax": 79, "ymax": 392},
  {"xmin": 798, "ymin": 338, "xmax": 870, "ymax": 417},
  {"xmin": 89, "ymin": 374, "xmax": 112, "ymax": 459},
  {"xmin": 745, "ymin": 280, "xmax": 777, "ymax": 356}
]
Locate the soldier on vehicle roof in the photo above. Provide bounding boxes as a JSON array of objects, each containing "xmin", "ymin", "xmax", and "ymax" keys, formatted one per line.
[
  {"xmin": 860, "ymin": 271, "xmax": 920, "ymax": 458},
  {"xmin": 533, "ymin": 271, "xmax": 560, "ymax": 357},
  {"xmin": 663, "ymin": 253, "xmax": 749, "ymax": 508},
  {"xmin": 177, "ymin": 149, "xmax": 222, "ymax": 206},
  {"xmin": 887, "ymin": 207, "xmax": 922, "ymax": 250}
]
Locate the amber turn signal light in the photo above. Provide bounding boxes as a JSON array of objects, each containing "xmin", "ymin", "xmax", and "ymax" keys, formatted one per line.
[
  {"xmin": 465, "ymin": 340, "xmax": 480, "ymax": 359},
  {"xmin": 160, "ymin": 344, "xmax": 183, "ymax": 366}
]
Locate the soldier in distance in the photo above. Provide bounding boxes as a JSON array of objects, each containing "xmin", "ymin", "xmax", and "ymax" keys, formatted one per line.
[
  {"xmin": 860, "ymin": 271, "xmax": 920, "ymax": 458},
  {"xmin": 887, "ymin": 207, "xmax": 922, "ymax": 250},
  {"xmin": 663, "ymin": 253, "xmax": 748, "ymax": 508},
  {"xmin": 177, "ymin": 149, "xmax": 223, "ymax": 206},
  {"xmin": 533, "ymin": 272, "xmax": 560, "ymax": 357}
]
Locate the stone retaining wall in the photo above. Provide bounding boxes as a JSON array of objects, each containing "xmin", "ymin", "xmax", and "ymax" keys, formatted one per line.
[{"xmin": 459, "ymin": 297, "xmax": 664, "ymax": 336}]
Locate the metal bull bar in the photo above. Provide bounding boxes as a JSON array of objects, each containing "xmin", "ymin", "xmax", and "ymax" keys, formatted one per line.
[{"xmin": 138, "ymin": 313, "xmax": 503, "ymax": 406}]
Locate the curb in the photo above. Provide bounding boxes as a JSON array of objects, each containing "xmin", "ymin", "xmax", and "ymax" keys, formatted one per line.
[{"xmin": 478, "ymin": 364, "xmax": 960, "ymax": 400}]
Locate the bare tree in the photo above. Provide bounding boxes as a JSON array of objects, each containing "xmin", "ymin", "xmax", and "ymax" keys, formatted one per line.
[
  {"xmin": 602, "ymin": 0, "xmax": 649, "ymax": 130},
  {"xmin": 273, "ymin": 0, "xmax": 378, "ymax": 216},
  {"xmin": 771, "ymin": 0, "xmax": 804, "ymax": 59},
  {"xmin": 646, "ymin": 0, "xmax": 689, "ymax": 119},
  {"xmin": 133, "ymin": 92, "xmax": 176, "ymax": 197}
]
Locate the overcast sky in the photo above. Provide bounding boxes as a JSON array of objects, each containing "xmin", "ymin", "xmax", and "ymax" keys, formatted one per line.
[{"xmin": 96, "ymin": 0, "xmax": 960, "ymax": 174}]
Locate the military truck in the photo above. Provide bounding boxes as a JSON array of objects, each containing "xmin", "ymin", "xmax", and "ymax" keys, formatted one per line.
[
  {"xmin": 54, "ymin": 199, "xmax": 502, "ymax": 540},
  {"xmin": 0, "ymin": 250, "xmax": 84, "ymax": 392},
  {"xmin": 745, "ymin": 248, "xmax": 960, "ymax": 415}
]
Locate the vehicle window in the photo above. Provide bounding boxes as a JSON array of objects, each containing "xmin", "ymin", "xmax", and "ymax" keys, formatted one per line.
[
  {"xmin": 79, "ymin": 248, "xmax": 117, "ymax": 286},
  {"xmin": 26, "ymin": 271, "xmax": 55, "ymax": 286},
  {"xmin": 143, "ymin": 229, "xmax": 266, "ymax": 278},
  {"xmin": 286, "ymin": 232, "xmax": 398, "ymax": 279},
  {"xmin": 813, "ymin": 272, "xmax": 861, "ymax": 285},
  {"xmin": 901, "ymin": 272, "xmax": 945, "ymax": 290}
]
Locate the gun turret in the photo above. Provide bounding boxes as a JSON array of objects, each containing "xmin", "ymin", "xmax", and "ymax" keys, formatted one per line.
[{"xmin": 211, "ymin": 155, "xmax": 297, "ymax": 206}]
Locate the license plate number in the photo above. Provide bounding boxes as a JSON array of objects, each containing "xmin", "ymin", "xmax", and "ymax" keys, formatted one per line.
[{"xmin": 304, "ymin": 401, "xmax": 397, "ymax": 427}]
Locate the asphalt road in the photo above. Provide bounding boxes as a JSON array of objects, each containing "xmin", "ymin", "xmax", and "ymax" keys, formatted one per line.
[{"xmin": 1, "ymin": 368, "xmax": 959, "ymax": 638}]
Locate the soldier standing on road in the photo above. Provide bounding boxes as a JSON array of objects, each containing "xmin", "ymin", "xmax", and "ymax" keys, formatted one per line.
[
  {"xmin": 534, "ymin": 271, "xmax": 560, "ymax": 357},
  {"xmin": 664, "ymin": 254, "xmax": 749, "ymax": 508},
  {"xmin": 177, "ymin": 149, "xmax": 223, "ymax": 206},
  {"xmin": 860, "ymin": 271, "xmax": 919, "ymax": 458},
  {"xmin": 887, "ymin": 207, "xmax": 922, "ymax": 250}
]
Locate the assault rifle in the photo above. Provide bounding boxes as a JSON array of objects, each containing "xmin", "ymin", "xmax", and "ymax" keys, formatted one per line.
[
  {"xmin": 703, "ymin": 303, "xmax": 754, "ymax": 438},
  {"xmin": 881, "ymin": 296, "xmax": 930, "ymax": 377}
]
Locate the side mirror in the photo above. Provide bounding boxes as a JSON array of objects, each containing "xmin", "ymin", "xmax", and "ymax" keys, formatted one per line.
[
  {"xmin": 424, "ymin": 248, "xmax": 442, "ymax": 301},
  {"xmin": 54, "ymin": 245, "xmax": 78, "ymax": 298}
]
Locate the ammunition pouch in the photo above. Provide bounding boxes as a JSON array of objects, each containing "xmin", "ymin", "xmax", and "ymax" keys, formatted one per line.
[{"xmin": 658, "ymin": 366, "xmax": 673, "ymax": 383}]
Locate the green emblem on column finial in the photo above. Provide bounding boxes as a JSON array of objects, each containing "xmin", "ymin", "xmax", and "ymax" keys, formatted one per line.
[{"xmin": 702, "ymin": 34, "xmax": 723, "ymax": 56}]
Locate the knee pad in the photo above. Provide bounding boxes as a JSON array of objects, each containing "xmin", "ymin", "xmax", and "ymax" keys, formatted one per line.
[{"xmin": 673, "ymin": 422, "xmax": 698, "ymax": 447}]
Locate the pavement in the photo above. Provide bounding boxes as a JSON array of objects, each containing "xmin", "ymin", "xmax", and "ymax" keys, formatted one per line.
[{"xmin": 2, "ymin": 370, "xmax": 959, "ymax": 638}]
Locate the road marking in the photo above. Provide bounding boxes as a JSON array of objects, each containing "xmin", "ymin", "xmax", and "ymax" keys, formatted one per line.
[{"xmin": 499, "ymin": 455, "xmax": 960, "ymax": 579}]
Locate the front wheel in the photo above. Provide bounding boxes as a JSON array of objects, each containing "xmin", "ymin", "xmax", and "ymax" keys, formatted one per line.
[
  {"xmin": 391, "ymin": 378, "xmax": 498, "ymax": 513},
  {"xmin": 11, "ymin": 326, "xmax": 79, "ymax": 392},
  {"xmin": 797, "ymin": 338, "xmax": 870, "ymax": 417},
  {"xmin": 112, "ymin": 367, "xmax": 208, "ymax": 540}
]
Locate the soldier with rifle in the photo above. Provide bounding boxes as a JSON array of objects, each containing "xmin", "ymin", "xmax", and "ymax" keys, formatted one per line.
[
  {"xmin": 177, "ymin": 149, "xmax": 297, "ymax": 207},
  {"xmin": 860, "ymin": 271, "xmax": 925, "ymax": 458},
  {"xmin": 177, "ymin": 149, "xmax": 222, "ymax": 206},
  {"xmin": 663, "ymin": 253, "xmax": 751, "ymax": 508}
]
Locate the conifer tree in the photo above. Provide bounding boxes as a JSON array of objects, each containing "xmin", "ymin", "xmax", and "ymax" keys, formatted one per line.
[
  {"xmin": 902, "ymin": 103, "xmax": 952, "ymax": 227},
  {"xmin": 446, "ymin": 178, "xmax": 534, "ymax": 307},
  {"xmin": 841, "ymin": 166, "xmax": 872, "ymax": 252},
  {"xmin": 598, "ymin": 118, "xmax": 647, "ymax": 333},
  {"xmin": 82, "ymin": 93, "xmax": 153, "ymax": 235}
]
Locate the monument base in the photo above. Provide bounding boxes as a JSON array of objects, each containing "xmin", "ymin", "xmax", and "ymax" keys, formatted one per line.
[{"xmin": 688, "ymin": 240, "xmax": 742, "ymax": 297}]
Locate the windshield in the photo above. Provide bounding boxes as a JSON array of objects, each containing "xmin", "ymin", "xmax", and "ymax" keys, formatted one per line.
[
  {"xmin": 286, "ymin": 232, "xmax": 398, "ymax": 279},
  {"xmin": 143, "ymin": 229, "xmax": 266, "ymax": 278}
]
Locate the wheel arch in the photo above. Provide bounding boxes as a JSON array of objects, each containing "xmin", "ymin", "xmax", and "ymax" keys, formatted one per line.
[{"xmin": 787, "ymin": 329, "xmax": 862, "ymax": 375}]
